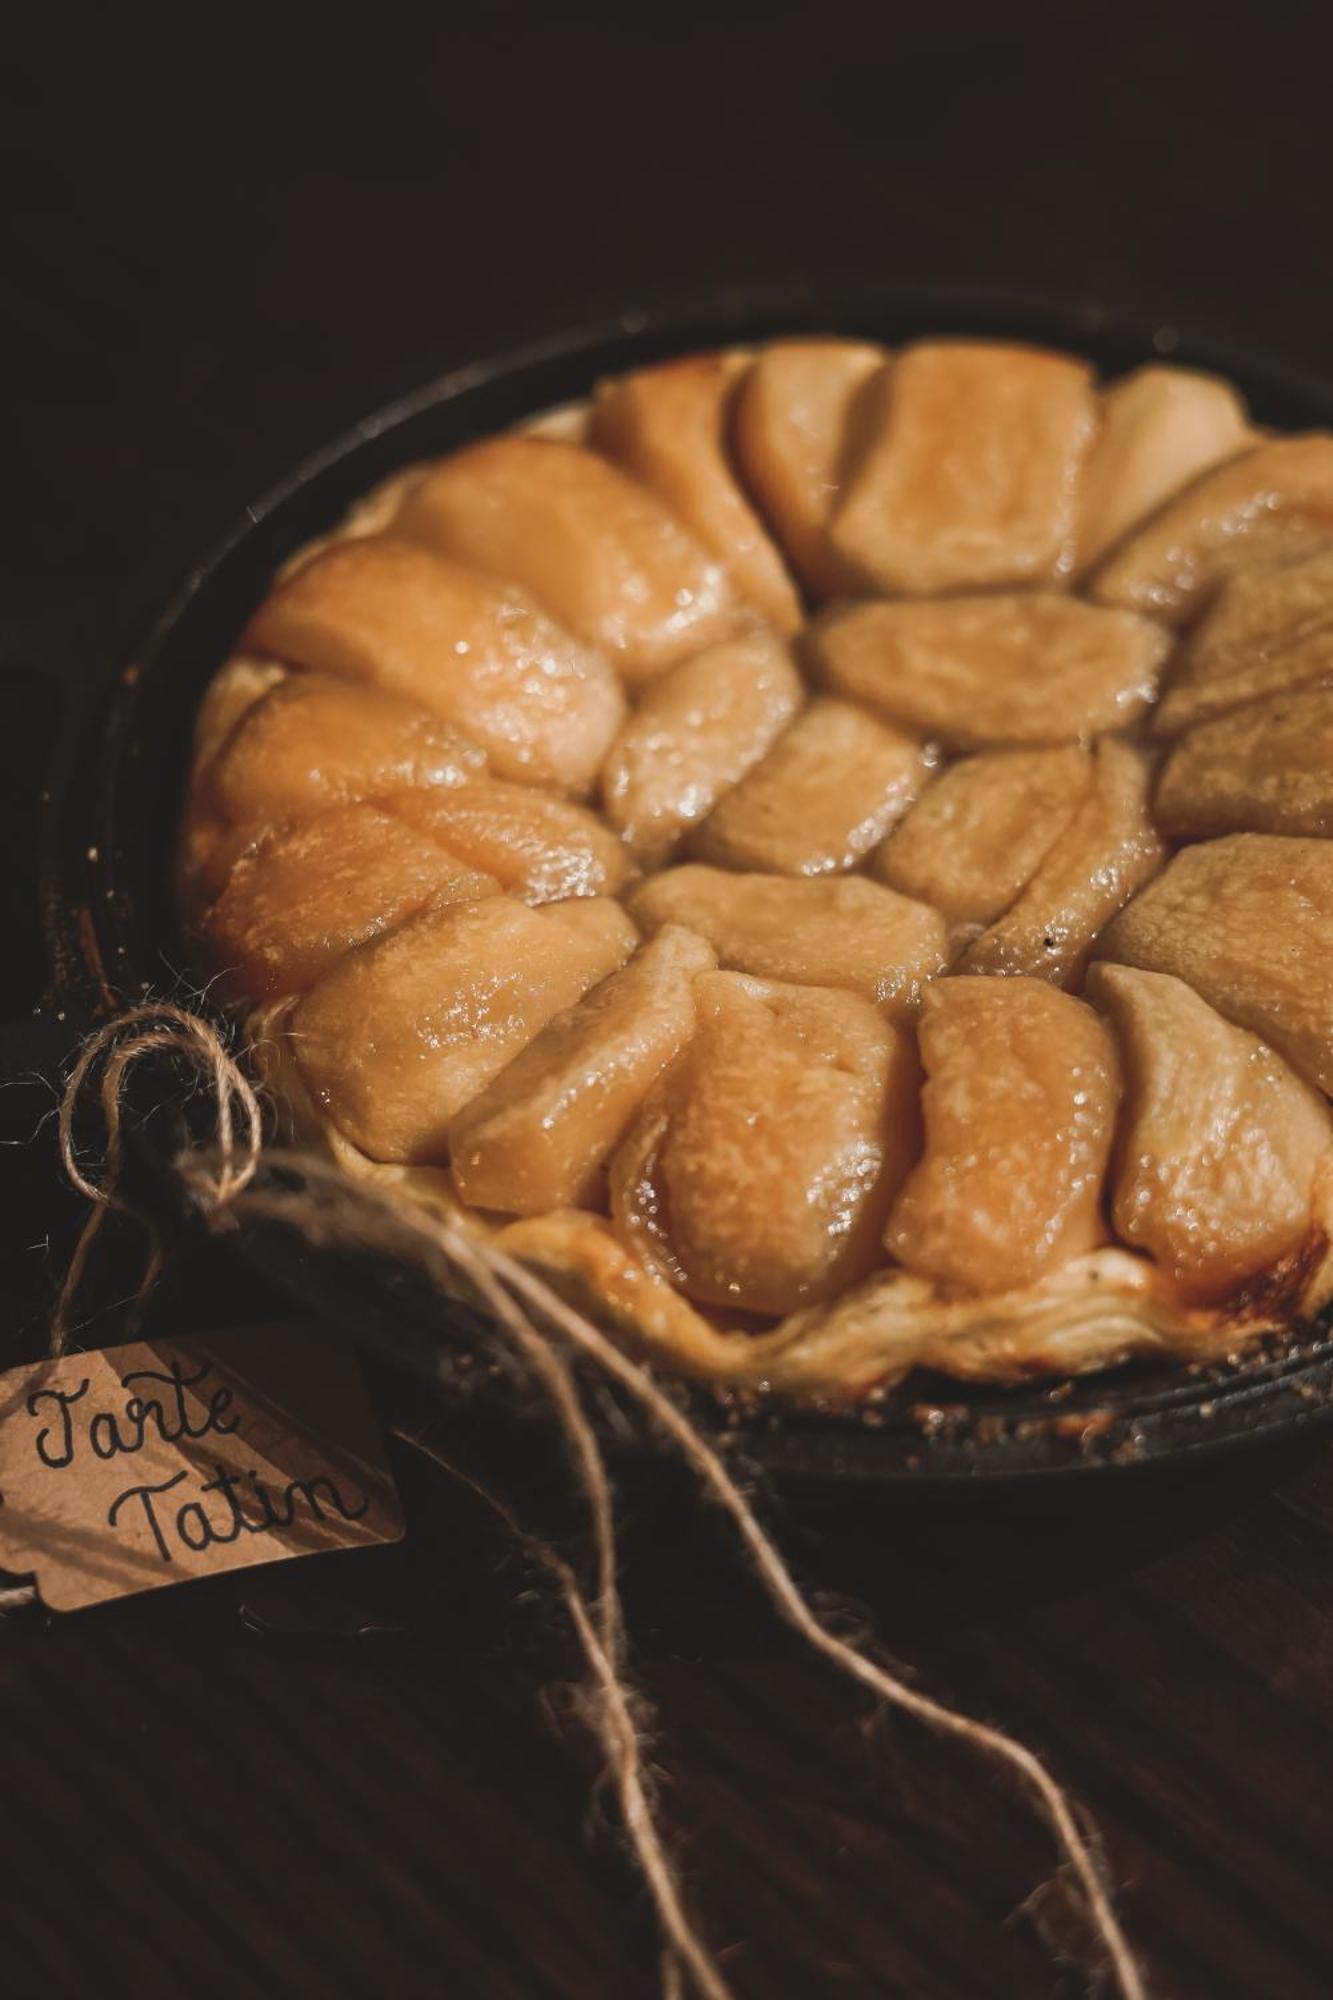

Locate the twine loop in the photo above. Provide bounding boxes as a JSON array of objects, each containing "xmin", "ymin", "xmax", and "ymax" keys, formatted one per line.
[{"xmin": 50, "ymin": 1003, "xmax": 263, "ymax": 1355}]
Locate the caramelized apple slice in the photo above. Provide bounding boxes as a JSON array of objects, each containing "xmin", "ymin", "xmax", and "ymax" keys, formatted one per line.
[
  {"xmin": 590, "ymin": 354, "xmax": 802, "ymax": 631},
  {"xmin": 209, "ymin": 672, "xmax": 485, "ymax": 823},
  {"xmin": 178, "ymin": 814, "xmax": 266, "ymax": 916},
  {"xmin": 693, "ymin": 697, "xmax": 926, "ymax": 875},
  {"xmin": 244, "ymin": 535, "xmax": 624, "ymax": 793},
  {"xmin": 1156, "ymin": 687, "xmax": 1333, "ymax": 839},
  {"xmin": 830, "ymin": 341, "xmax": 1096, "ymax": 592},
  {"xmin": 1088, "ymin": 963, "xmax": 1332, "ymax": 1300},
  {"xmin": 1152, "ymin": 546, "xmax": 1333, "ymax": 737},
  {"xmin": 628, "ymin": 865, "xmax": 946, "ymax": 1020},
  {"xmin": 611, "ymin": 971, "xmax": 920, "ymax": 1315},
  {"xmin": 730, "ymin": 338, "xmax": 887, "ymax": 597},
  {"xmin": 811, "ymin": 593, "xmax": 1167, "ymax": 749},
  {"xmin": 450, "ymin": 926, "xmax": 716, "ymax": 1214},
  {"xmin": 1090, "ymin": 434, "xmax": 1333, "ymax": 624},
  {"xmin": 600, "ymin": 631, "xmax": 802, "ymax": 863},
  {"xmin": 885, "ymin": 977, "xmax": 1120, "ymax": 1293},
  {"xmin": 387, "ymin": 781, "xmax": 632, "ymax": 902},
  {"xmin": 874, "ymin": 745, "xmax": 1091, "ymax": 927},
  {"xmin": 393, "ymin": 436, "xmax": 746, "ymax": 682},
  {"xmin": 292, "ymin": 895, "xmax": 638, "ymax": 1162},
  {"xmin": 1098, "ymin": 833, "xmax": 1333, "ymax": 1094},
  {"xmin": 960, "ymin": 740, "xmax": 1164, "ymax": 986},
  {"xmin": 203, "ymin": 803, "xmax": 497, "ymax": 1001},
  {"xmin": 190, "ymin": 657, "xmax": 288, "ymax": 776},
  {"xmin": 1075, "ymin": 364, "xmax": 1252, "ymax": 573}
]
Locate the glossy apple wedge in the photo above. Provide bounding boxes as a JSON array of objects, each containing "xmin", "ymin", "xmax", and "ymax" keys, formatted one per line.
[
  {"xmin": 731, "ymin": 337, "xmax": 887, "ymax": 597},
  {"xmin": 1075, "ymin": 364, "xmax": 1252, "ymax": 574},
  {"xmin": 291, "ymin": 895, "xmax": 638, "ymax": 1162},
  {"xmin": 386, "ymin": 781, "xmax": 632, "ymax": 903},
  {"xmin": 185, "ymin": 673, "xmax": 490, "ymax": 907},
  {"xmin": 1087, "ymin": 963, "xmax": 1333, "ymax": 1301},
  {"xmin": 628, "ymin": 865, "xmax": 947, "ymax": 1020},
  {"xmin": 243, "ymin": 534, "xmax": 624, "ymax": 792},
  {"xmin": 600, "ymin": 631, "xmax": 803, "ymax": 863},
  {"xmin": 1156, "ymin": 686, "xmax": 1333, "ymax": 839},
  {"xmin": 960, "ymin": 739, "xmax": 1164, "ymax": 986},
  {"xmin": 611, "ymin": 971, "xmax": 921, "ymax": 1315},
  {"xmin": 873, "ymin": 745, "xmax": 1091, "ymax": 928},
  {"xmin": 203, "ymin": 803, "xmax": 498, "ymax": 1002},
  {"xmin": 449, "ymin": 926, "xmax": 717, "ymax": 1214},
  {"xmin": 1097, "ymin": 833, "xmax": 1333, "ymax": 1095},
  {"xmin": 1152, "ymin": 546, "xmax": 1333, "ymax": 737},
  {"xmin": 693, "ymin": 696, "xmax": 927, "ymax": 875},
  {"xmin": 208, "ymin": 672, "xmax": 487, "ymax": 828},
  {"xmin": 1090, "ymin": 433, "xmax": 1333, "ymax": 625},
  {"xmin": 590, "ymin": 353, "xmax": 802, "ymax": 631},
  {"xmin": 392, "ymin": 436, "xmax": 747, "ymax": 682},
  {"xmin": 830, "ymin": 340, "xmax": 1096, "ymax": 593},
  {"xmin": 190, "ymin": 656, "xmax": 288, "ymax": 775},
  {"xmin": 885, "ymin": 976, "xmax": 1120, "ymax": 1294},
  {"xmin": 810, "ymin": 592, "xmax": 1168, "ymax": 749}
]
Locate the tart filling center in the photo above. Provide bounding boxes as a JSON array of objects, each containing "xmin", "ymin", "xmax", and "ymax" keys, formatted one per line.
[{"xmin": 181, "ymin": 338, "xmax": 1333, "ymax": 1398}]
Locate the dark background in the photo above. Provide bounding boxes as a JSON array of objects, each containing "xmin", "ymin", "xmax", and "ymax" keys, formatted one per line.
[{"xmin": 4, "ymin": 9, "xmax": 1333, "ymax": 1995}]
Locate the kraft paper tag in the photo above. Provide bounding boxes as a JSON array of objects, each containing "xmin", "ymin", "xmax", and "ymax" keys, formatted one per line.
[{"xmin": 0, "ymin": 1325, "xmax": 404, "ymax": 1610}]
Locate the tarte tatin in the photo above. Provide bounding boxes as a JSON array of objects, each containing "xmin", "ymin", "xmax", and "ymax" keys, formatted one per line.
[{"xmin": 180, "ymin": 337, "xmax": 1333, "ymax": 1400}]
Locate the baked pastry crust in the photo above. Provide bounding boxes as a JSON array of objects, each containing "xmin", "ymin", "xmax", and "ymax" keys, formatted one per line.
[{"xmin": 183, "ymin": 341, "xmax": 1333, "ymax": 1401}]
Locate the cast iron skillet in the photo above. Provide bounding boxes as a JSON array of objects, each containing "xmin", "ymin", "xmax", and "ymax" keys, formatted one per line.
[{"xmin": 34, "ymin": 279, "xmax": 1333, "ymax": 1485}]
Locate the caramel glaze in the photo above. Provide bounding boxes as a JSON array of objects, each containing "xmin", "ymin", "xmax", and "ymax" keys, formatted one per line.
[{"xmin": 181, "ymin": 338, "xmax": 1333, "ymax": 1398}]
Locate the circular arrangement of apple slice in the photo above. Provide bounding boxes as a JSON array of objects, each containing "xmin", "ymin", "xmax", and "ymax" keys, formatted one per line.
[{"xmin": 181, "ymin": 338, "xmax": 1333, "ymax": 1398}]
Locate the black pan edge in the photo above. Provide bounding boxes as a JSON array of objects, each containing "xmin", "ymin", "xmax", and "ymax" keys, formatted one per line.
[{"xmin": 44, "ymin": 276, "xmax": 1333, "ymax": 1485}]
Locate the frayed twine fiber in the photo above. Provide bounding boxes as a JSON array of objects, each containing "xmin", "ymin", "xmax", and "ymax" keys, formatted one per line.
[{"xmin": 48, "ymin": 1004, "xmax": 1147, "ymax": 2000}]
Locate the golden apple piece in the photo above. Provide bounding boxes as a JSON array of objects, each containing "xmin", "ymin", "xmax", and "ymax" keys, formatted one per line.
[
  {"xmin": 830, "ymin": 340, "xmax": 1097, "ymax": 593},
  {"xmin": 960, "ymin": 740, "xmax": 1164, "ymax": 986},
  {"xmin": 386, "ymin": 779, "xmax": 632, "ymax": 903},
  {"xmin": 693, "ymin": 697, "xmax": 927, "ymax": 876},
  {"xmin": 600, "ymin": 631, "xmax": 802, "ymax": 863},
  {"xmin": 207, "ymin": 672, "xmax": 486, "ymax": 825},
  {"xmin": 243, "ymin": 534, "xmax": 624, "ymax": 793},
  {"xmin": 202, "ymin": 802, "xmax": 498, "ymax": 1002},
  {"xmin": 1152, "ymin": 546, "xmax": 1333, "ymax": 737},
  {"xmin": 873, "ymin": 745, "xmax": 1091, "ymax": 928},
  {"xmin": 732, "ymin": 337, "xmax": 887, "ymax": 598},
  {"xmin": 1088, "ymin": 963, "xmax": 1333, "ymax": 1301},
  {"xmin": 392, "ymin": 435, "xmax": 747, "ymax": 683},
  {"xmin": 1156, "ymin": 686, "xmax": 1333, "ymax": 839},
  {"xmin": 292, "ymin": 894, "xmax": 639, "ymax": 1163},
  {"xmin": 590, "ymin": 353, "xmax": 803, "ymax": 632},
  {"xmin": 810, "ymin": 592, "xmax": 1168, "ymax": 749},
  {"xmin": 628, "ymin": 865, "xmax": 946, "ymax": 1020},
  {"xmin": 190, "ymin": 656, "xmax": 288, "ymax": 776},
  {"xmin": 611, "ymin": 971, "xmax": 921, "ymax": 1315},
  {"xmin": 885, "ymin": 976, "xmax": 1120, "ymax": 1294},
  {"xmin": 1097, "ymin": 832, "xmax": 1333, "ymax": 1095},
  {"xmin": 1090, "ymin": 434, "xmax": 1333, "ymax": 625},
  {"xmin": 1075, "ymin": 364, "xmax": 1253, "ymax": 573},
  {"xmin": 179, "ymin": 813, "xmax": 269, "ymax": 916},
  {"xmin": 449, "ymin": 926, "xmax": 717, "ymax": 1214}
]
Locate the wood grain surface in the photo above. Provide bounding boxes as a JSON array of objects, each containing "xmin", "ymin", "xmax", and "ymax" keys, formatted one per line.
[{"xmin": 4, "ymin": 10, "xmax": 1333, "ymax": 1994}]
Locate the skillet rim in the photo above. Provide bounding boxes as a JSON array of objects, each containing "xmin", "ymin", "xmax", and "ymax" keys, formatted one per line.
[{"xmin": 47, "ymin": 276, "xmax": 1333, "ymax": 1486}]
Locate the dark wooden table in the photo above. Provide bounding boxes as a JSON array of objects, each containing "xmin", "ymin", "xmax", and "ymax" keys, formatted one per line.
[{"xmin": 4, "ymin": 11, "xmax": 1333, "ymax": 1994}]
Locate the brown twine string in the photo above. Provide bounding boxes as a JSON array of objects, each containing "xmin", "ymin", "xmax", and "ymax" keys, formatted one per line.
[
  {"xmin": 47, "ymin": 1005, "xmax": 1148, "ymax": 2000},
  {"xmin": 436, "ymin": 1229, "xmax": 625, "ymax": 1676},
  {"xmin": 396, "ymin": 1429, "xmax": 725, "ymax": 2000}
]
